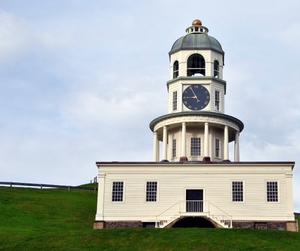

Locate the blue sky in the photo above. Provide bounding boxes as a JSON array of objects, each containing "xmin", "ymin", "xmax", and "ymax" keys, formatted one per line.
[{"xmin": 0, "ymin": 0, "xmax": 300, "ymax": 210}]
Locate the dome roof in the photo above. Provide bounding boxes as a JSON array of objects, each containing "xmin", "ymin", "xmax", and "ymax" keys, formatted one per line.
[{"xmin": 169, "ymin": 20, "xmax": 224, "ymax": 55}]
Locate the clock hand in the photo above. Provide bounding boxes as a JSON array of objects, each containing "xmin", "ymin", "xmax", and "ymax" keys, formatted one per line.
[{"xmin": 189, "ymin": 87, "xmax": 200, "ymax": 102}]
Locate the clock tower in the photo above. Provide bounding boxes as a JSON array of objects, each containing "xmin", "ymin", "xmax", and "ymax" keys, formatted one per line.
[{"xmin": 150, "ymin": 19, "xmax": 244, "ymax": 162}]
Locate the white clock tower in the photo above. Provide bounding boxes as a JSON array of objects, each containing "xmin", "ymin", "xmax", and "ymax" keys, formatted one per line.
[{"xmin": 150, "ymin": 19, "xmax": 244, "ymax": 162}]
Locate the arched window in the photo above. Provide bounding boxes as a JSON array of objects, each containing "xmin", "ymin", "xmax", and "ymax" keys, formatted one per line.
[
  {"xmin": 173, "ymin": 61, "xmax": 179, "ymax": 78},
  {"xmin": 187, "ymin": 54, "xmax": 205, "ymax": 76},
  {"xmin": 214, "ymin": 60, "xmax": 219, "ymax": 78}
]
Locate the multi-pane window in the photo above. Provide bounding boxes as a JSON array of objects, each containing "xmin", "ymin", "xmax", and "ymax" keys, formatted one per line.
[
  {"xmin": 191, "ymin": 137, "xmax": 201, "ymax": 156},
  {"xmin": 112, "ymin": 182, "xmax": 124, "ymax": 202},
  {"xmin": 172, "ymin": 139, "xmax": 176, "ymax": 158},
  {"xmin": 146, "ymin": 182, "xmax": 157, "ymax": 202},
  {"xmin": 215, "ymin": 138, "xmax": 220, "ymax": 158},
  {"xmin": 173, "ymin": 61, "xmax": 179, "ymax": 78},
  {"xmin": 173, "ymin": 91, "xmax": 177, "ymax": 111},
  {"xmin": 267, "ymin": 182, "xmax": 278, "ymax": 202},
  {"xmin": 232, "ymin": 181, "xmax": 243, "ymax": 202},
  {"xmin": 215, "ymin": 90, "xmax": 220, "ymax": 110}
]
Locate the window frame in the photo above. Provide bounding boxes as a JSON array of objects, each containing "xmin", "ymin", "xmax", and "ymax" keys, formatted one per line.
[
  {"xmin": 146, "ymin": 181, "xmax": 158, "ymax": 202},
  {"xmin": 214, "ymin": 60, "xmax": 219, "ymax": 78},
  {"xmin": 172, "ymin": 139, "xmax": 176, "ymax": 158},
  {"xmin": 172, "ymin": 91, "xmax": 178, "ymax": 111},
  {"xmin": 173, "ymin": 61, "xmax": 179, "ymax": 78},
  {"xmin": 215, "ymin": 138, "xmax": 220, "ymax": 158},
  {"xmin": 111, "ymin": 181, "xmax": 124, "ymax": 202},
  {"xmin": 266, "ymin": 181, "xmax": 279, "ymax": 202},
  {"xmin": 187, "ymin": 54, "xmax": 205, "ymax": 76},
  {"xmin": 232, "ymin": 181, "xmax": 244, "ymax": 202},
  {"xmin": 191, "ymin": 137, "xmax": 201, "ymax": 156},
  {"xmin": 215, "ymin": 90, "xmax": 220, "ymax": 111}
]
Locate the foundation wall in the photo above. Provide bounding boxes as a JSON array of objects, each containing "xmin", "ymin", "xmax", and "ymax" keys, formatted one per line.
[
  {"xmin": 94, "ymin": 220, "xmax": 298, "ymax": 231},
  {"xmin": 94, "ymin": 221, "xmax": 143, "ymax": 229},
  {"xmin": 233, "ymin": 221, "xmax": 298, "ymax": 231}
]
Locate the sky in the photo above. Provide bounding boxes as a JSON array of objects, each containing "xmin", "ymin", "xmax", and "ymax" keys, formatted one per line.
[{"xmin": 0, "ymin": 0, "xmax": 299, "ymax": 210}]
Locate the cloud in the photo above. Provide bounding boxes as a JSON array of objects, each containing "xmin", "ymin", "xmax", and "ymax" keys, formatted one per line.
[
  {"xmin": 0, "ymin": 10, "xmax": 31, "ymax": 61},
  {"xmin": 279, "ymin": 23, "xmax": 300, "ymax": 51}
]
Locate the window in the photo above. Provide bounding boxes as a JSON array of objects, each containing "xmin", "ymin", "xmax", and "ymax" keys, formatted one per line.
[
  {"xmin": 191, "ymin": 137, "xmax": 201, "ymax": 156},
  {"xmin": 232, "ymin": 181, "xmax": 243, "ymax": 202},
  {"xmin": 214, "ymin": 60, "xmax": 219, "ymax": 77},
  {"xmin": 173, "ymin": 61, "xmax": 179, "ymax": 78},
  {"xmin": 187, "ymin": 54, "xmax": 205, "ymax": 76},
  {"xmin": 215, "ymin": 90, "xmax": 220, "ymax": 110},
  {"xmin": 146, "ymin": 182, "xmax": 157, "ymax": 202},
  {"xmin": 267, "ymin": 182, "xmax": 278, "ymax": 202},
  {"xmin": 173, "ymin": 91, "xmax": 177, "ymax": 111},
  {"xmin": 172, "ymin": 139, "xmax": 176, "ymax": 158},
  {"xmin": 215, "ymin": 138, "xmax": 220, "ymax": 158},
  {"xmin": 112, "ymin": 182, "xmax": 124, "ymax": 202}
]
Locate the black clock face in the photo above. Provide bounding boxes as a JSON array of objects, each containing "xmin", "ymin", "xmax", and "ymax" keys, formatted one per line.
[{"xmin": 182, "ymin": 84, "xmax": 210, "ymax": 110}]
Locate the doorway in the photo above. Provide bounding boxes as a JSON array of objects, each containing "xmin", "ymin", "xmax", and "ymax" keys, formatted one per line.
[{"xmin": 186, "ymin": 189, "xmax": 203, "ymax": 212}]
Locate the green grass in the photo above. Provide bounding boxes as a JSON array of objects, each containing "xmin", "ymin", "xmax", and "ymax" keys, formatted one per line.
[{"xmin": 0, "ymin": 186, "xmax": 299, "ymax": 251}]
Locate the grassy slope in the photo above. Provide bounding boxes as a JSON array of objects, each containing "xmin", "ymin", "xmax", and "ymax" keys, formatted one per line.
[{"xmin": 0, "ymin": 186, "xmax": 299, "ymax": 251}]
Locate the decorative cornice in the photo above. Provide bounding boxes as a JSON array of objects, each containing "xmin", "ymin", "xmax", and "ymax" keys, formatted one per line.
[
  {"xmin": 167, "ymin": 76, "xmax": 226, "ymax": 86},
  {"xmin": 149, "ymin": 111, "xmax": 244, "ymax": 132}
]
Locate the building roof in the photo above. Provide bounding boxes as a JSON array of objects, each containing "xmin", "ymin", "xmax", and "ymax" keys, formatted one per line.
[
  {"xmin": 96, "ymin": 161, "xmax": 295, "ymax": 170},
  {"xmin": 149, "ymin": 111, "xmax": 244, "ymax": 132},
  {"xmin": 169, "ymin": 19, "xmax": 224, "ymax": 56},
  {"xmin": 169, "ymin": 33, "xmax": 224, "ymax": 55}
]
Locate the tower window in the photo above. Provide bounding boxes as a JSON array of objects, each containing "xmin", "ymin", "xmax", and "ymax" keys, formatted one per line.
[
  {"xmin": 172, "ymin": 139, "xmax": 176, "ymax": 158},
  {"xmin": 173, "ymin": 61, "xmax": 179, "ymax": 78},
  {"xmin": 232, "ymin": 181, "xmax": 243, "ymax": 202},
  {"xmin": 215, "ymin": 90, "xmax": 220, "ymax": 110},
  {"xmin": 173, "ymin": 91, "xmax": 177, "ymax": 111},
  {"xmin": 191, "ymin": 137, "xmax": 201, "ymax": 156},
  {"xmin": 267, "ymin": 182, "xmax": 278, "ymax": 202},
  {"xmin": 187, "ymin": 54, "xmax": 205, "ymax": 76},
  {"xmin": 215, "ymin": 138, "xmax": 220, "ymax": 158},
  {"xmin": 112, "ymin": 181, "xmax": 124, "ymax": 202},
  {"xmin": 146, "ymin": 181, "xmax": 157, "ymax": 202},
  {"xmin": 214, "ymin": 60, "xmax": 219, "ymax": 78}
]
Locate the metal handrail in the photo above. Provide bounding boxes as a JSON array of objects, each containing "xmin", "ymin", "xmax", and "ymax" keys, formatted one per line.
[{"xmin": 156, "ymin": 200, "xmax": 232, "ymax": 228}]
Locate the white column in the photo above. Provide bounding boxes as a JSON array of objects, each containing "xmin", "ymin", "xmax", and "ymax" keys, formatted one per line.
[
  {"xmin": 234, "ymin": 131, "xmax": 240, "ymax": 162},
  {"xmin": 181, "ymin": 122, "xmax": 186, "ymax": 157},
  {"xmin": 95, "ymin": 173, "xmax": 106, "ymax": 220},
  {"xmin": 162, "ymin": 126, "xmax": 168, "ymax": 160},
  {"xmin": 152, "ymin": 132, "xmax": 159, "ymax": 161},
  {"xmin": 204, "ymin": 122, "xmax": 209, "ymax": 157},
  {"xmin": 224, "ymin": 125, "xmax": 229, "ymax": 160}
]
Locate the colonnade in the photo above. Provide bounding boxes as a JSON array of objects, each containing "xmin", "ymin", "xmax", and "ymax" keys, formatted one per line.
[{"xmin": 152, "ymin": 122, "xmax": 240, "ymax": 162}]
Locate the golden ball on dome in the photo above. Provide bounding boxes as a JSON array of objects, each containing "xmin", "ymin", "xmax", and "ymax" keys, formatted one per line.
[{"xmin": 192, "ymin": 19, "xmax": 202, "ymax": 26}]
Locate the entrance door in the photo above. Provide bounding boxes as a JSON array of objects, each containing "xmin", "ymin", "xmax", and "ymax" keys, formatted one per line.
[{"xmin": 186, "ymin": 189, "xmax": 203, "ymax": 212}]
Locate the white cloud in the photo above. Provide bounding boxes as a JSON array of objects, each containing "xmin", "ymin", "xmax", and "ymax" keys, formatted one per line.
[
  {"xmin": 0, "ymin": 10, "xmax": 30, "ymax": 61},
  {"xmin": 279, "ymin": 23, "xmax": 300, "ymax": 51}
]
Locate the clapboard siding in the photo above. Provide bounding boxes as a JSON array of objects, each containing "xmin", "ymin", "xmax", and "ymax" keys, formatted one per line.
[{"xmin": 95, "ymin": 162, "xmax": 294, "ymax": 222}]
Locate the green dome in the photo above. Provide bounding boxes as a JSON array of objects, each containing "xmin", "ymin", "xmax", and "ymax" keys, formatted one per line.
[{"xmin": 169, "ymin": 33, "xmax": 224, "ymax": 55}]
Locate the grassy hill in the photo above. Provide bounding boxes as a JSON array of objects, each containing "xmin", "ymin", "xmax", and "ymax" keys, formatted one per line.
[{"xmin": 0, "ymin": 186, "xmax": 299, "ymax": 251}]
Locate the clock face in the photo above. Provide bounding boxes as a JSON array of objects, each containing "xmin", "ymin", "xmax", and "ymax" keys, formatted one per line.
[{"xmin": 182, "ymin": 84, "xmax": 210, "ymax": 110}]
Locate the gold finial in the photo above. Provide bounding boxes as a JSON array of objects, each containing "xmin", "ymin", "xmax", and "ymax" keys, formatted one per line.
[{"xmin": 192, "ymin": 19, "xmax": 202, "ymax": 26}]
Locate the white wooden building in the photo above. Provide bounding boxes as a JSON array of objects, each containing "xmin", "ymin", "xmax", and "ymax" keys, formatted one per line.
[{"xmin": 94, "ymin": 20, "xmax": 297, "ymax": 231}]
